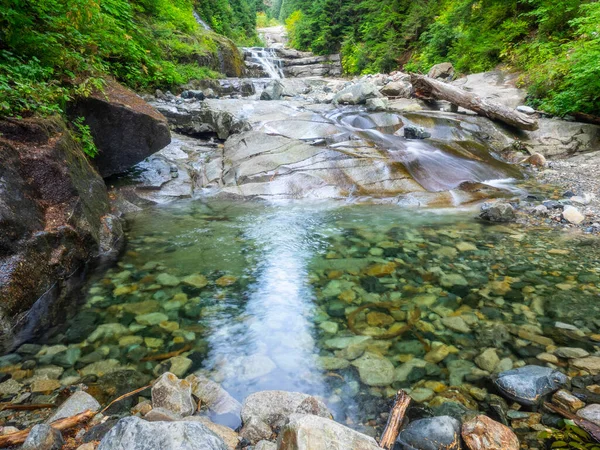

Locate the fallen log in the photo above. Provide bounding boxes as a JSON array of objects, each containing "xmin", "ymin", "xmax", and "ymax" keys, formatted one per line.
[
  {"xmin": 0, "ymin": 410, "xmax": 95, "ymax": 447},
  {"xmin": 410, "ymin": 74, "xmax": 539, "ymax": 131},
  {"xmin": 543, "ymin": 402, "xmax": 600, "ymax": 443},
  {"xmin": 379, "ymin": 390, "xmax": 411, "ymax": 449}
]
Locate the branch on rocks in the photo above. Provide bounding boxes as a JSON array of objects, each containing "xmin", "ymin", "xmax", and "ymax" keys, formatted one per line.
[
  {"xmin": 572, "ymin": 112, "xmax": 600, "ymax": 127},
  {"xmin": 0, "ymin": 410, "xmax": 95, "ymax": 448},
  {"xmin": 379, "ymin": 390, "xmax": 411, "ymax": 449},
  {"xmin": 100, "ymin": 384, "xmax": 152, "ymax": 415},
  {"xmin": 410, "ymin": 74, "xmax": 539, "ymax": 131},
  {"xmin": 543, "ymin": 402, "xmax": 600, "ymax": 443}
]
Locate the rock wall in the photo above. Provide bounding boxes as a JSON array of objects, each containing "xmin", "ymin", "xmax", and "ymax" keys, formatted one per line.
[{"xmin": 0, "ymin": 118, "xmax": 123, "ymax": 351}]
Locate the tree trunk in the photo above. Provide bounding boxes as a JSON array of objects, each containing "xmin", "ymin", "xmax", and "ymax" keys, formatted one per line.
[{"xmin": 410, "ymin": 74, "xmax": 539, "ymax": 131}]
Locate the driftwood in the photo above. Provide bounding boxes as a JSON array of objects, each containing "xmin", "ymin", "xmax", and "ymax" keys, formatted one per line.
[
  {"xmin": 544, "ymin": 402, "xmax": 600, "ymax": 443},
  {"xmin": 100, "ymin": 384, "xmax": 152, "ymax": 414},
  {"xmin": 410, "ymin": 74, "xmax": 539, "ymax": 131},
  {"xmin": 573, "ymin": 112, "xmax": 600, "ymax": 127},
  {"xmin": 0, "ymin": 410, "xmax": 95, "ymax": 448},
  {"xmin": 379, "ymin": 390, "xmax": 411, "ymax": 449},
  {"xmin": 0, "ymin": 403, "xmax": 54, "ymax": 411}
]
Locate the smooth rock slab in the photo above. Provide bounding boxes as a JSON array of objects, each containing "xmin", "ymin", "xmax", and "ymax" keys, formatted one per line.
[
  {"xmin": 97, "ymin": 416, "xmax": 228, "ymax": 450},
  {"xmin": 396, "ymin": 416, "xmax": 461, "ymax": 450},
  {"xmin": 494, "ymin": 365, "xmax": 568, "ymax": 405},
  {"xmin": 462, "ymin": 415, "xmax": 519, "ymax": 450},
  {"xmin": 46, "ymin": 391, "xmax": 100, "ymax": 423},
  {"xmin": 278, "ymin": 414, "xmax": 381, "ymax": 450}
]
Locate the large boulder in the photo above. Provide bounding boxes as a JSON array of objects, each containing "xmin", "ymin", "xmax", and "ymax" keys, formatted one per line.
[
  {"xmin": 0, "ymin": 118, "xmax": 122, "ymax": 351},
  {"xmin": 97, "ymin": 416, "xmax": 228, "ymax": 450},
  {"xmin": 277, "ymin": 414, "xmax": 381, "ymax": 450},
  {"xmin": 333, "ymin": 82, "xmax": 382, "ymax": 105},
  {"xmin": 68, "ymin": 79, "xmax": 171, "ymax": 177}
]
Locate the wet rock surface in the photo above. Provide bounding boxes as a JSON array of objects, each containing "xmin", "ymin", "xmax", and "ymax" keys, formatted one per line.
[{"xmin": 397, "ymin": 416, "xmax": 461, "ymax": 450}]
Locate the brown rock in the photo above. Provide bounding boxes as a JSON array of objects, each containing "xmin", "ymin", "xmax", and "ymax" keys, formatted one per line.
[
  {"xmin": 68, "ymin": 79, "xmax": 171, "ymax": 177},
  {"xmin": 552, "ymin": 389, "xmax": 585, "ymax": 412},
  {"xmin": 572, "ymin": 356, "xmax": 600, "ymax": 374},
  {"xmin": 462, "ymin": 415, "xmax": 519, "ymax": 450}
]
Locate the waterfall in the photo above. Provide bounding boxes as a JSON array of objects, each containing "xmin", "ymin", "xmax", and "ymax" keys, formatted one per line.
[
  {"xmin": 243, "ymin": 47, "xmax": 285, "ymax": 79},
  {"xmin": 193, "ymin": 11, "xmax": 212, "ymax": 31}
]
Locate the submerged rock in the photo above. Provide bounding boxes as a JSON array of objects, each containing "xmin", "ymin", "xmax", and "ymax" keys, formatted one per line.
[
  {"xmin": 479, "ymin": 202, "xmax": 516, "ymax": 223},
  {"xmin": 396, "ymin": 416, "xmax": 461, "ymax": 450},
  {"xmin": 278, "ymin": 414, "xmax": 381, "ymax": 450},
  {"xmin": 261, "ymin": 80, "xmax": 285, "ymax": 101},
  {"xmin": 494, "ymin": 365, "xmax": 568, "ymax": 405},
  {"xmin": 97, "ymin": 416, "xmax": 228, "ymax": 450},
  {"xmin": 186, "ymin": 374, "xmax": 242, "ymax": 427},
  {"xmin": 351, "ymin": 352, "xmax": 395, "ymax": 386}
]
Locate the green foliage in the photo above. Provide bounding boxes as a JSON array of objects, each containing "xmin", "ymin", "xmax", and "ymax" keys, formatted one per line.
[
  {"xmin": 0, "ymin": 0, "xmax": 251, "ymax": 117},
  {"xmin": 71, "ymin": 117, "xmax": 98, "ymax": 158},
  {"xmin": 538, "ymin": 421, "xmax": 600, "ymax": 449},
  {"xmin": 196, "ymin": 0, "xmax": 261, "ymax": 45},
  {"xmin": 280, "ymin": 0, "xmax": 600, "ymax": 116},
  {"xmin": 257, "ymin": 12, "xmax": 280, "ymax": 28}
]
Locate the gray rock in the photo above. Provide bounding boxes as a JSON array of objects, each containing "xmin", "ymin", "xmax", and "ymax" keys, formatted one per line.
[
  {"xmin": 555, "ymin": 347, "xmax": 589, "ymax": 359},
  {"xmin": 517, "ymin": 105, "xmax": 536, "ymax": 115},
  {"xmin": 239, "ymin": 416, "xmax": 272, "ymax": 444},
  {"xmin": 22, "ymin": 424, "xmax": 64, "ymax": 450},
  {"xmin": 351, "ymin": 352, "xmax": 395, "ymax": 386},
  {"xmin": 152, "ymin": 372, "xmax": 196, "ymax": 417},
  {"xmin": 333, "ymin": 82, "xmax": 382, "ymax": 105},
  {"xmin": 380, "ymin": 81, "xmax": 412, "ymax": 98},
  {"xmin": 181, "ymin": 90, "xmax": 205, "ymax": 101},
  {"xmin": 97, "ymin": 416, "xmax": 228, "ymax": 450},
  {"xmin": 494, "ymin": 365, "xmax": 568, "ymax": 405},
  {"xmin": 480, "ymin": 202, "xmax": 516, "ymax": 222},
  {"xmin": 428, "ymin": 63, "xmax": 455, "ymax": 80},
  {"xmin": 255, "ymin": 441, "xmax": 277, "ymax": 450},
  {"xmin": 396, "ymin": 416, "xmax": 461, "ymax": 450},
  {"xmin": 46, "ymin": 391, "xmax": 100, "ymax": 423},
  {"xmin": 404, "ymin": 125, "xmax": 431, "ymax": 139},
  {"xmin": 260, "ymin": 80, "xmax": 285, "ymax": 101},
  {"xmin": 577, "ymin": 404, "xmax": 600, "ymax": 426},
  {"xmin": 186, "ymin": 374, "xmax": 241, "ymax": 420},
  {"xmin": 474, "ymin": 348, "xmax": 500, "ymax": 373},
  {"xmin": 278, "ymin": 414, "xmax": 380, "ymax": 450},
  {"xmin": 241, "ymin": 391, "xmax": 331, "ymax": 430},
  {"xmin": 144, "ymin": 407, "xmax": 182, "ymax": 422}
]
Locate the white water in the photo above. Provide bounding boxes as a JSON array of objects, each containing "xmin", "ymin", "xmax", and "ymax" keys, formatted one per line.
[
  {"xmin": 193, "ymin": 11, "xmax": 212, "ymax": 31},
  {"xmin": 244, "ymin": 47, "xmax": 285, "ymax": 79}
]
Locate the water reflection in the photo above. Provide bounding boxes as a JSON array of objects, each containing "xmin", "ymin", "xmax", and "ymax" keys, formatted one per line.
[{"xmin": 203, "ymin": 204, "xmax": 332, "ymax": 403}]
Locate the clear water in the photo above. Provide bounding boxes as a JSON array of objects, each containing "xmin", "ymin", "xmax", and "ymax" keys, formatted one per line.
[{"xmin": 7, "ymin": 200, "xmax": 600, "ymax": 433}]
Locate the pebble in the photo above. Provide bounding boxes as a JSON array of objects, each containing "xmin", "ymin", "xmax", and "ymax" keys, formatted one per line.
[
  {"xmin": 31, "ymin": 379, "xmax": 61, "ymax": 393},
  {"xmin": 562, "ymin": 206, "xmax": 585, "ymax": 224},
  {"xmin": 441, "ymin": 317, "xmax": 471, "ymax": 333},
  {"xmin": 135, "ymin": 312, "xmax": 169, "ymax": 326},
  {"xmin": 577, "ymin": 404, "xmax": 600, "ymax": 426},
  {"xmin": 572, "ymin": 356, "xmax": 600, "ymax": 374},
  {"xmin": 555, "ymin": 347, "xmax": 590, "ymax": 359},
  {"xmin": 552, "ymin": 389, "xmax": 585, "ymax": 412},
  {"xmin": 474, "ymin": 348, "xmax": 499, "ymax": 373},
  {"xmin": 156, "ymin": 273, "xmax": 180, "ymax": 287},
  {"xmin": 351, "ymin": 352, "xmax": 394, "ymax": 386}
]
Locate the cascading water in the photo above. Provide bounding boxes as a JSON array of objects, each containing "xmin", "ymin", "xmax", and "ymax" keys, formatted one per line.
[
  {"xmin": 193, "ymin": 11, "xmax": 212, "ymax": 31},
  {"xmin": 243, "ymin": 47, "xmax": 285, "ymax": 79}
]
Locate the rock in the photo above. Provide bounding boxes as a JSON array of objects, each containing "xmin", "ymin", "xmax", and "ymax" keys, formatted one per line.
[
  {"xmin": 156, "ymin": 273, "xmax": 180, "ymax": 287},
  {"xmin": 440, "ymin": 274, "xmax": 468, "ymax": 287},
  {"xmin": 562, "ymin": 206, "xmax": 585, "ymax": 224},
  {"xmin": 480, "ymin": 202, "xmax": 516, "ymax": 222},
  {"xmin": 154, "ymin": 356, "xmax": 193, "ymax": 378},
  {"xmin": 260, "ymin": 80, "xmax": 285, "ymax": 101},
  {"xmin": 0, "ymin": 118, "xmax": 121, "ymax": 351},
  {"xmin": 76, "ymin": 444, "xmax": 95, "ymax": 450},
  {"xmin": 428, "ymin": 63, "xmax": 455, "ymax": 80},
  {"xmin": 278, "ymin": 414, "xmax": 381, "ymax": 450},
  {"xmin": 410, "ymin": 388, "xmax": 435, "ymax": 403},
  {"xmin": 22, "ymin": 424, "xmax": 64, "ymax": 450},
  {"xmin": 365, "ymin": 98, "xmax": 388, "ymax": 112},
  {"xmin": 47, "ymin": 391, "xmax": 101, "ymax": 423},
  {"xmin": 474, "ymin": 348, "xmax": 500, "ymax": 373},
  {"xmin": 239, "ymin": 416, "xmax": 272, "ymax": 444},
  {"xmin": 462, "ymin": 415, "xmax": 519, "ymax": 450},
  {"xmin": 186, "ymin": 374, "xmax": 242, "ymax": 423},
  {"xmin": 255, "ymin": 441, "xmax": 277, "ymax": 450},
  {"xmin": 380, "ymin": 81, "xmax": 412, "ymax": 98},
  {"xmin": 517, "ymin": 105, "xmax": 536, "ymax": 115},
  {"xmin": 572, "ymin": 356, "xmax": 600, "ymax": 374},
  {"xmin": 404, "ymin": 125, "xmax": 431, "ymax": 139},
  {"xmin": 425, "ymin": 344, "xmax": 452, "ymax": 364},
  {"xmin": 135, "ymin": 312, "xmax": 169, "ymax": 326},
  {"xmin": 577, "ymin": 404, "xmax": 600, "ymax": 426},
  {"xmin": 145, "ymin": 407, "xmax": 182, "ymax": 422},
  {"xmin": 552, "ymin": 389, "xmax": 585, "ymax": 412},
  {"xmin": 494, "ymin": 365, "xmax": 568, "ymax": 405},
  {"xmin": 182, "ymin": 274, "xmax": 208, "ymax": 289},
  {"xmin": 97, "ymin": 416, "xmax": 228, "ymax": 450},
  {"xmin": 0, "ymin": 378, "xmax": 22, "ymax": 395},
  {"xmin": 182, "ymin": 417, "xmax": 239, "ymax": 450},
  {"xmin": 68, "ymin": 79, "xmax": 171, "ymax": 177},
  {"xmin": 522, "ymin": 153, "xmax": 546, "ymax": 167},
  {"xmin": 31, "ymin": 379, "xmax": 61, "ymax": 393},
  {"xmin": 87, "ymin": 323, "xmax": 129, "ymax": 343},
  {"xmin": 333, "ymin": 82, "xmax": 382, "ymax": 105},
  {"xmin": 442, "ymin": 317, "xmax": 471, "ymax": 333},
  {"xmin": 241, "ymin": 391, "xmax": 331, "ymax": 430},
  {"xmin": 351, "ymin": 352, "xmax": 395, "ymax": 386},
  {"xmin": 318, "ymin": 356, "xmax": 350, "ymax": 370},
  {"xmin": 181, "ymin": 90, "xmax": 205, "ymax": 101},
  {"xmin": 397, "ymin": 416, "xmax": 461, "ymax": 450},
  {"xmin": 152, "ymin": 372, "xmax": 196, "ymax": 417},
  {"xmin": 238, "ymin": 354, "xmax": 276, "ymax": 381},
  {"xmin": 555, "ymin": 347, "xmax": 589, "ymax": 359}
]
